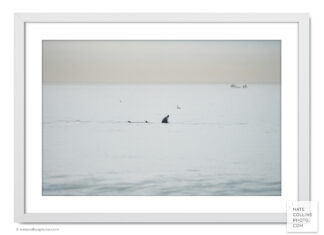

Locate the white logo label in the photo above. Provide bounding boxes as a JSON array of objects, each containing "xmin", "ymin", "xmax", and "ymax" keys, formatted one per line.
[{"xmin": 287, "ymin": 201, "xmax": 318, "ymax": 233}]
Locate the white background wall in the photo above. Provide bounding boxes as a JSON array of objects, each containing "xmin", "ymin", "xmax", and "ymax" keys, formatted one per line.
[{"xmin": 0, "ymin": 0, "xmax": 322, "ymax": 234}]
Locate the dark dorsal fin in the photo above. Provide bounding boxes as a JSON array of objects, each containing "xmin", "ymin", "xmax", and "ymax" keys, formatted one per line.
[{"xmin": 162, "ymin": 115, "xmax": 169, "ymax": 123}]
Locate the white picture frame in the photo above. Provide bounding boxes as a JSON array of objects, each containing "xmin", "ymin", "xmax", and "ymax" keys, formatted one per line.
[{"xmin": 14, "ymin": 13, "xmax": 310, "ymax": 223}]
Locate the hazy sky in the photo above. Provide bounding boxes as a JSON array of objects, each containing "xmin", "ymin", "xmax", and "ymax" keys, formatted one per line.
[{"xmin": 43, "ymin": 40, "xmax": 281, "ymax": 84}]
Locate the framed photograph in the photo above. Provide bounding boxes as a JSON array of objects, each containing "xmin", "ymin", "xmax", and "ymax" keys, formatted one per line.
[{"xmin": 14, "ymin": 13, "xmax": 310, "ymax": 223}]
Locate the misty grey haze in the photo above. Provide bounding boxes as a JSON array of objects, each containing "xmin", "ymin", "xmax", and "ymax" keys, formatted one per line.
[{"xmin": 43, "ymin": 40, "xmax": 281, "ymax": 84}]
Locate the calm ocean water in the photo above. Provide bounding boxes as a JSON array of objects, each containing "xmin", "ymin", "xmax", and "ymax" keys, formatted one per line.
[{"xmin": 42, "ymin": 84, "xmax": 281, "ymax": 196}]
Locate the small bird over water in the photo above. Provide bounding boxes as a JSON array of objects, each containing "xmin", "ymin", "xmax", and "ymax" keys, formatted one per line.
[{"xmin": 162, "ymin": 115, "xmax": 169, "ymax": 124}]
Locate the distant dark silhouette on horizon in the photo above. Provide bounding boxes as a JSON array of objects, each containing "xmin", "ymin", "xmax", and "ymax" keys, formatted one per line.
[{"xmin": 162, "ymin": 115, "xmax": 169, "ymax": 124}]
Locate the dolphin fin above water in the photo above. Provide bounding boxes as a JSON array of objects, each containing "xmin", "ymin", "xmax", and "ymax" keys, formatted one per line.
[{"xmin": 162, "ymin": 115, "xmax": 169, "ymax": 124}]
